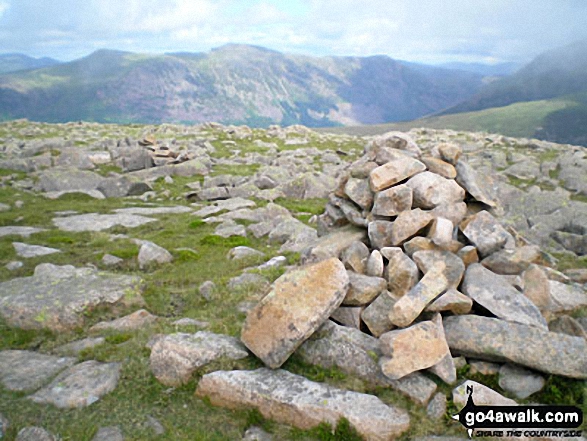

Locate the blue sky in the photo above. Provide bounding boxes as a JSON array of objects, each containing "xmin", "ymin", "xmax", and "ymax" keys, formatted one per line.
[{"xmin": 1, "ymin": 0, "xmax": 586, "ymax": 64}]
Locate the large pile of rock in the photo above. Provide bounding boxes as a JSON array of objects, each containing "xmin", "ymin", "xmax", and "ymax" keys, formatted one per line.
[{"xmin": 194, "ymin": 132, "xmax": 587, "ymax": 440}]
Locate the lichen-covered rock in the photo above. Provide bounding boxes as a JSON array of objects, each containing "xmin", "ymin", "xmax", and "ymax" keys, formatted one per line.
[
  {"xmin": 480, "ymin": 245, "xmax": 542, "ymax": 275},
  {"xmin": 196, "ymin": 368, "xmax": 410, "ymax": 441},
  {"xmin": 372, "ymin": 184, "xmax": 412, "ymax": 216},
  {"xmin": 369, "ymin": 156, "xmax": 426, "ymax": 192},
  {"xmin": 406, "ymin": 171, "xmax": 465, "ymax": 209},
  {"xmin": 29, "ymin": 361, "xmax": 121, "ymax": 408},
  {"xmin": 460, "ymin": 211, "xmax": 513, "ymax": 257},
  {"xmin": 241, "ymin": 258, "xmax": 349, "ymax": 368},
  {"xmin": 390, "ymin": 209, "xmax": 434, "ymax": 246},
  {"xmin": 382, "ymin": 247, "xmax": 420, "ymax": 297},
  {"xmin": 444, "ymin": 315, "xmax": 587, "ymax": 379},
  {"xmin": 0, "ymin": 264, "xmax": 144, "ymax": 331},
  {"xmin": 150, "ymin": 332, "xmax": 249, "ymax": 386},
  {"xmin": 455, "ymin": 160, "xmax": 497, "ymax": 207},
  {"xmin": 90, "ymin": 309, "xmax": 157, "ymax": 332},
  {"xmin": 343, "ymin": 271, "xmax": 387, "ymax": 306}
]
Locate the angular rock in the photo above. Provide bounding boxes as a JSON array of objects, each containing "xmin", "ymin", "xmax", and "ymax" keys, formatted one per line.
[
  {"xmin": 380, "ymin": 317, "xmax": 451, "ymax": 380},
  {"xmin": 0, "ymin": 226, "xmax": 46, "ymax": 238},
  {"xmin": 344, "ymin": 178, "xmax": 373, "ymax": 210},
  {"xmin": 406, "ymin": 172, "xmax": 465, "ymax": 209},
  {"xmin": 426, "ymin": 289, "xmax": 472, "ymax": 315},
  {"xmin": 12, "ymin": 242, "xmax": 60, "ymax": 258},
  {"xmin": 427, "ymin": 217, "xmax": 454, "ymax": 248},
  {"xmin": 368, "ymin": 220, "xmax": 394, "ymax": 249},
  {"xmin": 498, "ymin": 364, "xmax": 545, "ymax": 399},
  {"xmin": 29, "ymin": 361, "xmax": 121, "ymax": 408},
  {"xmin": 366, "ymin": 250, "xmax": 384, "ymax": 277},
  {"xmin": 390, "ymin": 209, "xmax": 433, "ymax": 246},
  {"xmin": 469, "ymin": 360, "xmax": 500, "ymax": 376},
  {"xmin": 426, "ymin": 393, "xmax": 447, "ymax": 420},
  {"xmin": 54, "ymin": 337, "xmax": 106, "ymax": 356},
  {"xmin": 480, "ymin": 245, "xmax": 542, "ymax": 275},
  {"xmin": 522, "ymin": 264, "xmax": 552, "ymax": 310},
  {"xmin": 421, "ymin": 157, "xmax": 456, "ymax": 179},
  {"xmin": 438, "ymin": 143, "xmax": 462, "ymax": 165},
  {"xmin": 444, "ymin": 315, "xmax": 587, "ymax": 379},
  {"xmin": 242, "ymin": 427, "xmax": 273, "ymax": 441},
  {"xmin": 36, "ymin": 167, "xmax": 104, "ymax": 192},
  {"xmin": 457, "ymin": 245, "xmax": 479, "ymax": 267},
  {"xmin": 305, "ymin": 225, "xmax": 367, "ymax": 263},
  {"xmin": 228, "ymin": 273, "xmax": 269, "ymax": 292},
  {"xmin": 102, "ymin": 253, "xmax": 123, "ymax": 266},
  {"xmin": 343, "ymin": 271, "xmax": 387, "ymax": 306},
  {"xmin": 90, "ymin": 309, "xmax": 157, "ymax": 332},
  {"xmin": 369, "ymin": 156, "xmax": 426, "ymax": 192},
  {"xmin": 461, "ymin": 211, "xmax": 513, "ymax": 257},
  {"xmin": 341, "ymin": 241, "xmax": 370, "ymax": 273},
  {"xmin": 214, "ymin": 220, "xmax": 247, "ymax": 238},
  {"xmin": 412, "ymin": 250, "xmax": 465, "ymax": 288},
  {"xmin": 372, "ymin": 185, "xmax": 413, "ymax": 217},
  {"xmin": 241, "ymin": 258, "xmax": 349, "ymax": 368},
  {"xmin": 462, "ymin": 264, "xmax": 547, "ymax": 329},
  {"xmin": 150, "ymin": 332, "xmax": 249, "ymax": 386},
  {"xmin": 15, "ymin": 427, "xmax": 58, "ymax": 441},
  {"xmin": 361, "ymin": 291, "xmax": 398, "ymax": 337},
  {"xmin": 389, "ymin": 262, "xmax": 449, "ymax": 328},
  {"xmin": 455, "ymin": 161, "xmax": 497, "ymax": 207},
  {"xmin": 199, "ymin": 280, "xmax": 216, "ymax": 300},
  {"xmin": 0, "ymin": 263, "xmax": 143, "ymax": 331},
  {"xmin": 330, "ymin": 306, "xmax": 362, "ymax": 329},
  {"xmin": 453, "ymin": 380, "xmax": 516, "ymax": 408},
  {"xmin": 549, "ymin": 315, "xmax": 587, "ymax": 340},
  {"xmin": 431, "ymin": 202, "xmax": 468, "ymax": 225},
  {"xmin": 383, "ymin": 248, "xmax": 420, "ymax": 297},
  {"xmin": 227, "ymin": 246, "xmax": 265, "ymax": 261},
  {"xmin": 428, "ymin": 314, "xmax": 457, "ymax": 384},
  {"xmin": 0, "ymin": 350, "xmax": 76, "ymax": 392},
  {"xmin": 547, "ymin": 280, "xmax": 587, "ymax": 312},
  {"xmin": 196, "ymin": 368, "xmax": 410, "ymax": 441},
  {"xmin": 368, "ymin": 131, "xmax": 421, "ymax": 156}
]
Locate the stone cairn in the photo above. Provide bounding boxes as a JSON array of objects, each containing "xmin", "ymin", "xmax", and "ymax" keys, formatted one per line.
[{"xmin": 195, "ymin": 133, "xmax": 587, "ymax": 441}]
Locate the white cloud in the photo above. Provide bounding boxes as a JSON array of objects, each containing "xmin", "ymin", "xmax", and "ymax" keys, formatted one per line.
[{"xmin": 0, "ymin": 1, "xmax": 9, "ymax": 17}]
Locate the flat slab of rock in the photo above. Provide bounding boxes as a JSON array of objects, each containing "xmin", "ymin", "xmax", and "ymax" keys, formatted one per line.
[
  {"xmin": 444, "ymin": 315, "xmax": 587, "ymax": 379},
  {"xmin": 380, "ymin": 316, "xmax": 451, "ymax": 380},
  {"xmin": 53, "ymin": 213, "xmax": 156, "ymax": 232},
  {"xmin": 0, "ymin": 263, "xmax": 143, "ymax": 331},
  {"xmin": 0, "ymin": 226, "xmax": 46, "ymax": 238},
  {"xmin": 29, "ymin": 360, "xmax": 121, "ymax": 408},
  {"xmin": 453, "ymin": 380, "xmax": 516, "ymax": 408},
  {"xmin": 150, "ymin": 332, "xmax": 249, "ymax": 386},
  {"xmin": 462, "ymin": 264, "xmax": 547, "ymax": 329},
  {"xmin": 369, "ymin": 156, "xmax": 426, "ymax": 192},
  {"xmin": 113, "ymin": 206, "xmax": 192, "ymax": 215},
  {"xmin": 498, "ymin": 364, "xmax": 545, "ymax": 399},
  {"xmin": 0, "ymin": 350, "xmax": 76, "ymax": 392},
  {"xmin": 455, "ymin": 161, "xmax": 497, "ymax": 207},
  {"xmin": 241, "ymin": 258, "xmax": 349, "ymax": 368},
  {"xmin": 196, "ymin": 368, "xmax": 410, "ymax": 441},
  {"xmin": 90, "ymin": 309, "xmax": 157, "ymax": 332},
  {"xmin": 12, "ymin": 242, "xmax": 60, "ymax": 258},
  {"xmin": 460, "ymin": 211, "xmax": 513, "ymax": 257}
]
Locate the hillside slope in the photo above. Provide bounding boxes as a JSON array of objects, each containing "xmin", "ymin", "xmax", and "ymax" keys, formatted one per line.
[
  {"xmin": 0, "ymin": 45, "xmax": 484, "ymax": 127},
  {"xmin": 0, "ymin": 54, "xmax": 61, "ymax": 74}
]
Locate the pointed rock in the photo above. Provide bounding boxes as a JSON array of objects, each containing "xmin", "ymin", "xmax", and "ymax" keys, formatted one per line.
[
  {"xmin": 453, "ymin": 380, "xmax": 516, "ymax": 408},
  {"xmin": 383, "ymin": 248, "xmax": 420, "ymax": 297},
  {"xmin": 455, "ymin": 160, "xmax": 497, "ymax": 207},
  {"xmin": 427, "ymin": 314, "xmax": 457, "ymax": 384},
  {"xmin": 426, "ymin": 289, "xmax": 472, "ymax": 315},
  {"xmin": 345, "ymin": 178, "xmax": 374, "ymax": 210},
  {"xmin": 241, "ymin": 258, "xmax": 349, "ymax": 368},
  {"xmin": 390, "ymin": 209, "xmax": 434, "ymax": 246},
  {"xmin": 341, "ymin": 241, "xmax": 370, "ymax": 273}
]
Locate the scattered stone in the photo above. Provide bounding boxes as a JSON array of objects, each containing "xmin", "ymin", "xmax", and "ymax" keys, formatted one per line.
[
  {"xmin": 114, "ymin": 206, "xmax": 192, "ymax": 216},
  {"xmin": 92, "ymin": 426, "xmax": 124, "ymax": 441},
  {"xmin": 242, "ymin": 426, "xmax": 273, "ymax": 441},
  {"xmin": 255, "ymin": 256, "xmax": 287, "ymax": 271},
  {"xmin": 547, "ymin": 280, "xmax": 587, "ymax": 312},
  {"xmin": 438, "ymin": 143, "xmax": 462, "ymax": 165},
  {"xmin": 460, "ymin": 211, "xmax": 513, "ymax": 257},
  {"xmin": 0, "ymin": 350, "xmax": 76, "ymax": 392},
  {"xmin": 564, "ymin": 268, "xmax": 587, "ymax": 284},
  {"xmin": 462, "ymin": 264, "xmax": 547, "ymax": 329},
  {"xmin": 406, "ymin": 171, "xmax": 465, "ymax": 209},
  {"xmin": 227, "ymin": 246, "xmax": 265, "ymax": 260},
  {"xmin": 343, "ymin": 271, "xmax": 387, "ymax": 306},
  {"xmin": 102, "ymin": 253, "xmax": 123, "ymax": 266},
  {"xmin": 304, "ymin": 225, "xmax": 367, "ymax": 263},
  {"xmin": 199, "ymin": 280, "xmax": 216, "ymax": 300},
  {"xmin": 361, "ymin": 291, "xmax": 398, "ymax": 337},
  {"xmin": 0, "ymin": 202, "xmax": 9, "ymax": 212},
  {"xmin": 427, "ymin": 217, "xmax": 454, "ymax": 248},
  {"xmin": 480, "ymin": 245, "xmax": 542, "ymax": 275},
  {"xmin": 426, "ymin": 393, "xmax": 447, "ymax": 420},
  {"xmin": 0, "ymin": 263, "xmax": 143, "ymax": 331},
  {"xmin": 12, "ymin": 242, "xmax": 60, "ymax": 258},
  {"xmin": 389, "ymin": 262, "xmax": 448, "ymax": 328},
  {"xmin": 457, "ymin": 246, "xmax": 479, "ymax": 267},
  {"xmin": 365, "ymin": 250, "xmax": 384, "ymax": 277},
  {"xmin": 241, "ymin": 258, "xmax": 349, "ymax": 368},
  {"xmin": 522, "ymin": 264, "xmax": 552, "ymax": 310},
  {"xmin": 196, "ymin": 368, "xmax": 410, "ymax": 441},
  {"xmin": 344, "ymin": 177, "xmax": 373, "ymax": 210},
  {"xmin": 5, "ymin": 260, "xmax": 23, "ymax": 271},
  {"xmin": 379, "ymin": 316, "xmax": 451, "ymax": 380},
  {"xmin": 53, "ymin": 213, "xmax": 155, "ymax": 232},
  {"xmin": 29, "ymin": 361, "xmax": 121, "ymax": 408},
  {"xmin": 412, "ymin": 250, "xmax": 465, "ymax": 288},
  {"xmin": 455, "ymin": 161, "xmax": 497, "ymax": 207},
  {"xmin": 453, "ymin": 380, "xmax": 516, "ymax": 408},
  {"xmin": 90, "ymin": 309, "xmax": 157, "ymax": 332},
  {"xmin": 15, "ymin": 427, "xmax": 58, "ymax": 441},
  {"xmin": 444, "ymin": 315, "xmax": 587, "ymax": 379},
  {"xmin": 227, "ymin": 273, "xmax": 269, "ymax": 291},
  {"xmin": 548, "ymin": 315, "xmax": 587, "ymax": 339},
  {"xmin": 390, "ymin": 209, "xmax": 434, "ymax": 245},
  {"xmin": 146, "ymin": 416, "xmax": 165, "ymax": 436},
  {"xmin": 172, "ymin": 318, "xmax": 209, "ymax": 328},
  {"xmin": 368, "ymin": 220, "xmax": 394, "ymax": 249},
  {"xmin": 150, "ymin": 332, "xmax": 249, "ymax": 386},
  {"xmin": 54, "ymin": 337, "xmax": 106, "ymax": 356},
  {"xmin": 138, "ymin": 241, "xmax": 173, "ymax": 268},
  {"xmin": 372, "ymin": 184, "xmax": 413, "ymax": 216},
  {"xmin": 427, "ymin": 313, "xmax": 457, "ymax": 385},
  {"xmin": 498, "ymin": 364, "xmax": 545, "ymax": 399},
  {"xmin": 369, "ymin": 156, "xmax": 426, "ymax": 191}
]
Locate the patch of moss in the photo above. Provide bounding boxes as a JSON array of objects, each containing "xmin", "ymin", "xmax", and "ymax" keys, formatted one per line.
[{"xmin": 200, "ymin": 235, "xmax": 251, "ymax": 247}]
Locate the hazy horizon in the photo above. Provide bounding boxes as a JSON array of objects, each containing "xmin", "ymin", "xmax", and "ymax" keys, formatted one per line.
[{"xmin": 1, "ymin": 0, "xmax": 587, "ymax": 65}]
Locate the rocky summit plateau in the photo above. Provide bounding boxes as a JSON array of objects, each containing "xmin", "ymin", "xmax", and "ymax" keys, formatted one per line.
[{"xmin": 0, "ymin": 119, "xmax": 585, "ymax": 440}]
